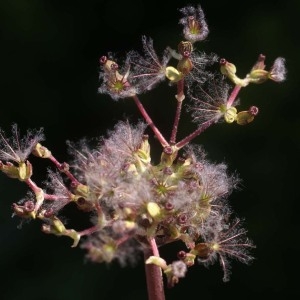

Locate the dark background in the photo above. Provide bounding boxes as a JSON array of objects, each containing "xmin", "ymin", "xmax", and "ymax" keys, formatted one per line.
[{"xmin": 0, "ymin": 0, "xmax": 299, "ymax": 299}]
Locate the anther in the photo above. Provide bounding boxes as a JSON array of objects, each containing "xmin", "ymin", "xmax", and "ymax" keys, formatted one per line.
[
  {"xmin": 220, "ymin": 58, "xmax": 227, "ymax": 65},
  {"xmin": 111, "ymin": 63, "xmax": 119, "ymax": 71},
  {"xmin": 99, "ymin": 56, "xmax": 107, "ymax": 64},
  {"xmin": 177, "ymin": 250, "xmax": 187, "ymax": 260},
  {"xmin": 178, "ymin": 213, "xmax": 188, "ymax": 224},
  {"xmin": 44, "ymin": 208, "xmax": 54, "ymax": 218},
  {"xmin": 249, "ymin": 106, "xmax": 259, "ymax": 116},
  {"xmin": 24, "ymin": 201, "xmax": 35, "ymax": 212},
  {"xmin": 165, "ymin": 202, "xmax": 174, "ymax": 211},
  {"xmin": 77, "ymin": 197, "xmax": 86, "ymax": 205}
]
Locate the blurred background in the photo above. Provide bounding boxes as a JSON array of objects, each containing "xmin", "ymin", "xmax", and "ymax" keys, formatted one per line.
[{"xmin": 0, "ymin": 0, "xmax": 299, "ymax": 299}]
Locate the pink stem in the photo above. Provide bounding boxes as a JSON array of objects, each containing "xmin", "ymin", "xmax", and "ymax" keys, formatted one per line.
[
  {"xmin": 144, "ymin": 238, "xmax": 165, "ymax": 300},
  {"xmin": 48, "ymin": 155, "xmax": 81, "ymax": 187},
  {"xmin": 170, "ymin": 79, "xmax": 185, "ymax": 144},
  {"xmin": 175, "ymin": 118, "xmax": 217, "ymax": 149},
  {"xmin": 25, "ymin": 178, "xmax": 42, "ymax": 194},
  {"xmin": 132, "ymin": 95, "xmax": 169, "ymax": 148},
  {"xmin": 175, "ymin": 85, "xmax": 243, "ymax": 149},
  {"xmin": 227, "ymin": 85, "xmax": 242, "ymax": 108},
  {"xmin": 78, "ymin": 225, "xmax": 100, "ymax": 237},
  {"xmin": 43, "ymin": 194, "xmax": 69, "ymax": 201}
]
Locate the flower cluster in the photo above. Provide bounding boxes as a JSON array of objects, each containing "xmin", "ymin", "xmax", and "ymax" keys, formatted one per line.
[{"xmin": 0, "ymin": 3, "xmax": 286, "ymax": 296}]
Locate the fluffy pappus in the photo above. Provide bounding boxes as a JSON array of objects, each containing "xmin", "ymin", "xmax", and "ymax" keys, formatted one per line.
[
  {"xmin": 187, "ymin": 75, "xmax": 232, "ymax": 125},
  {"xmin": 196, "ymin": 214, "xmax": 255, "ymax": 282},
  {"xmin": 0, "ymin": 124, "xmax": 44, "ymax": 163},
  {"xmin": 127, "ymin": 36, "xmax": 171, "ymax": 92}
]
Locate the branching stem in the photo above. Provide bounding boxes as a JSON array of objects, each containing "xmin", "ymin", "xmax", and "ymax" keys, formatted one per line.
[
  {"xmin": 132, "ymin": 95, "xmax": 170, "ymax": 147},
  {"xmin": 48, "ymin": 155, "xmax": 81, "ymax": 187},
  {"xmin": 175, "ymin": 118, "xmax": 217, "ymax": 149}
]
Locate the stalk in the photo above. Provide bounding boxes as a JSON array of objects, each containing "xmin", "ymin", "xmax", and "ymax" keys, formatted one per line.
[{"xmin": 144, "ymin": 238, "xmax": 165, "ymax": 300}]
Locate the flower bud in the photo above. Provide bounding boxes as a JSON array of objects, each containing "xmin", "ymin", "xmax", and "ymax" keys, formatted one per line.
[
  {"xmin": 0, "ymin": 162, "xmax": 19, "ymax": 179},
  {"xmin": 32, "ymin": 143, "xmax": 52, "ymax": 158},
  {"xmin": 165, "ymin": 66, "xmax": 183, "ymax": 82},
  {"xmin": 251, "ymin": 54, "xmax": 266, "ymax": 71},
  {"xmin": 182, "ymin": 252, "xmax": 196, "ymax": 267},
  {"xmin": 145, "ymin": 255, "xmax": 168, "ymax": 269},
  {"xmin": 220, "ymin": 58, "xmax": 236, "ymax": 75},
  {"xmin": 52, "ymin": 216, "xmax": 66, "ymax": 233},
  {"xmin": 12, "ymin": 202, "xmax": 36, "ymax": 219},
  {"xmin": 236, "ymin": 106, "xmax": 259, "ymax": 125},
  {"xmin": 177, "ymin": 57, "xmax": 193, "ymax": 76},
  {"xmin": 219, "ymin": 105, "xmax": 237, "ymax": 123},
  {"xmin": 0, "ymin": 161, "xmax": 32, "ymax": 181},
  {"xmin": 220, "ymin": 59, "xmax": 245, "ymax": 85},
  {"xmin": 248, "ymin": 69, "xmax": 269, "ymax": 84},
  {"xmin": 178, "ymin": 41, "xmax": 193, "ymax": 56},
  {"xmin": 191, "ymin": 242, "xmax": 212, "ymax": 260},
  {"xmin": 136, "ymin": 136, "xmax": 151, "ymax": 167},
  {"xmin": 147, "ymin": 202, "xmax": 161, "ymax": 219},
  {"xmin": 18, "ymin": 161, "xmax": 32, "ymax": 181},
  {"xmin": 73, "ymin": 184, "xmax": 89, "ymax": 199},
  {"xmin": 42, "ymin": 216, "xmax": 80, "ymax": 247}
]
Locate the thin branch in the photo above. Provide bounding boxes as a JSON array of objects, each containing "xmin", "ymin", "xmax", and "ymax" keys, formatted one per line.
[
  {"xmin": 132, "ymin": 95, "xmax": 169, "ymax": 148},
  {"xmin": 170, "ymin": 79, "xmax": 185, "ymax": 144},
  {"xmin": 175, "ymin": 118, "xmax": 217, "ymax": 149},
  {"xmin": 227, "ymin": 85, "xmax": 242, "ymax": 108}
]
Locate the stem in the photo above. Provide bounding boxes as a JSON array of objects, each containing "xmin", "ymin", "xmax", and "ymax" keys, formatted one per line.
[
  {"xmin": 25, "ymin": 178, "xmax": 42, "ymax": 194},
  {"xmin": 175, "ymin": 85, "xmax": 243, "ymax": 149},
  {"xmin": 175, "ymin": 118, "xmax": 217, "ymax": 149},
  {"xmin": 144, "ymin": 238, "xmax": 165, "ymax": 300},
  {"xmin": 78, "ymin": 225, "xmax": 100, "ymax": 237},
  {"xmin": 48, "ymin": 155, "xmax": 81, "ymax": 187},
  {"xmin": 227, "ymin": 85, "xmax": 242, "ymax": 108},
  {"xmin": 132, "ymin": 95, "xmax": 170, "ymax": 148},
  {"xmin": 170, "ymin": 79, "xmax": 185, "ymax": 144}
]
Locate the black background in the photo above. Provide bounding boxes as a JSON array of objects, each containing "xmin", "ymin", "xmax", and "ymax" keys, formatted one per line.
[{"xmin": 0, "ymin": 0, "xmax": 299, "ymax": 299}]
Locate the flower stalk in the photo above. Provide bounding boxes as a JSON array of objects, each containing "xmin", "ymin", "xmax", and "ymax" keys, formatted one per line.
[{"xmin": 144, "ymin": 238, "xmax": 165, "ymax": 300}]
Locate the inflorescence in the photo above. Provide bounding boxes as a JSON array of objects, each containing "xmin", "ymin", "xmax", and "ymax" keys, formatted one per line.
[{"xmin": 0, "ymin": 4, "xmax": 286, "ymax": 288}]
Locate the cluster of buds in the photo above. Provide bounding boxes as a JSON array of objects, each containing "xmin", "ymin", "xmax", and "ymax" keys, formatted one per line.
[{"xmin": 0, "ymin": 3, "xmax": 286, "ymax": 293}]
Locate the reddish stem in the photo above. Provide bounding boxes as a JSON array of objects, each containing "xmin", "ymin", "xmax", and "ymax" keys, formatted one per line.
[
  {"xmin": 175, "ymin": 118, "xmax": 217, "ymax": 149},
  {"xmin": 25, "ymin": 178, "xmax": 42, "ymax": 194},
  {"xmin": 132, "ymin": 95, "xmax": 169, "ymax": 148},
  {"xmin": 170, "ymin": 79, "xmax": 185, "ymax": 144},
  {"xmin": 175, "ymin": 85, "xmax": 243, "ymax": 149},
  {"xmin": 227, "ymin": 85, "xmax": 242, "ymax": 108},
  {"xmin": 78, "ymin": 225, "xmax": 100, "ymax": 237},
  {"xmin": 48, "ymin": 155, "xmax": 81, "ymax": 187},
  {"xmin": 144, "ymin": 238, "xmax": 165, "ymax": 300},
  {"xmin": 43, "ymin": 194, "xmax": 69, "ymax": 201}
]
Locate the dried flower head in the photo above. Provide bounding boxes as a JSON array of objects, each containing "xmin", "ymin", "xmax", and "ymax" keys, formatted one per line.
[
  {"xmin": 179, "ymin": 5, "xmax": 209, "ymax": 43},
  {"xmin": 127, "ymin": 36, "xmax": 171, "ymax": 92},
  {"xmin": 187, "ymin": 76, "xmax": 232, "ymax": 125},
  {"xmin": 195, "ymin": 215, "xmax": 255, "ymax": 282},
  {"xmin": 0, "ymin": 124, "xmax": 44, "ymax": 163},
  {"xmin": 269, "ymin": 57, "xmax": 287, "ymax": 82},
  {"xmin": 98, "ymin": 55, "xmax": 137, "ymax": 100}
]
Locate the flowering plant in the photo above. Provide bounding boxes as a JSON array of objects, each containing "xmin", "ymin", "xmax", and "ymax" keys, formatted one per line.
[{"xmin": 0, "ymin": 4, "xmax": 286, "ymax": 300}]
